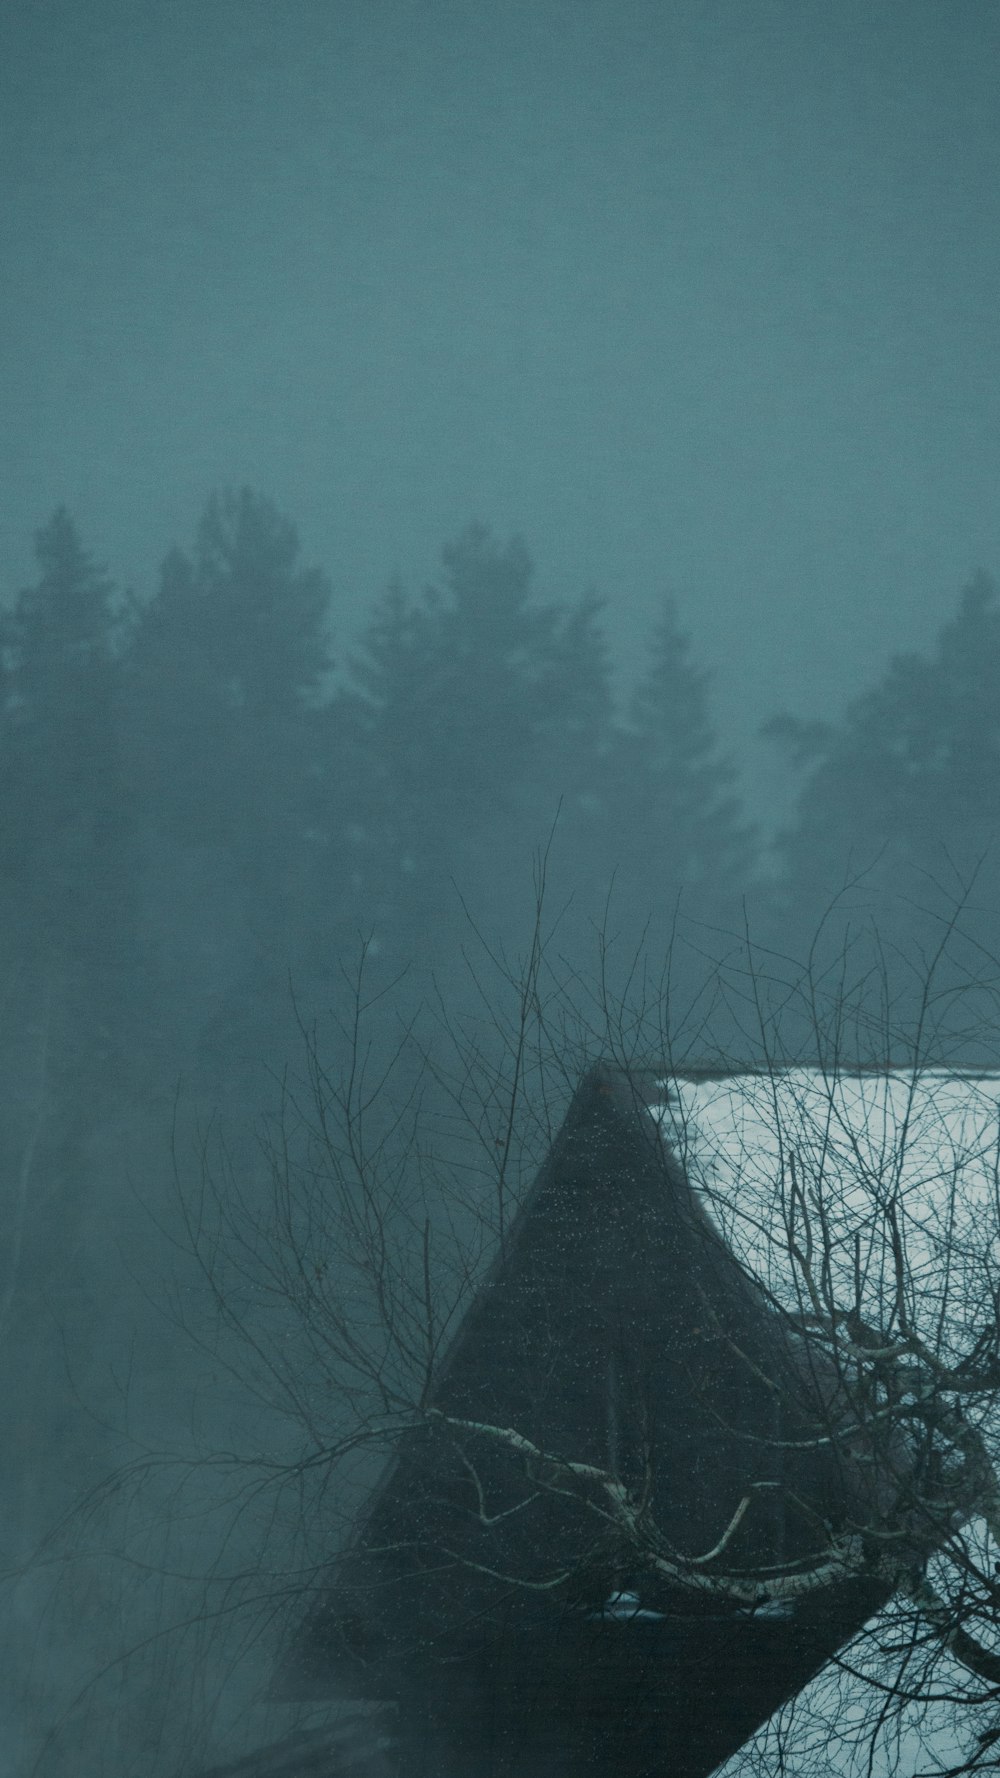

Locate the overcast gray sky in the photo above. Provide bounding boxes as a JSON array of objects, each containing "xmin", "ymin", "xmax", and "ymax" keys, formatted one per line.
[{"xmin": 3, "ymin": 0, "xmax": 999, "ymax": 803}]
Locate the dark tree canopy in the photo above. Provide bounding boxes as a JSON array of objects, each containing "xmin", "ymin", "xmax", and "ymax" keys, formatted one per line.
[
  {"xmin": 768, "ymin": 572, "xmax": 1000, "ymax": 924},
  {"xmin": 0, "ymin": 508, "xmax": 126, "ymax": 896}
]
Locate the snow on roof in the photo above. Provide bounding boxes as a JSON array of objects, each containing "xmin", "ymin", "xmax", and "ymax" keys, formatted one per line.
[
  {"xmin": 654, "ymin": 1069, "xmax": 1000, "ymax": 1776},
  {"xmin": 644, "ymin": 1067, "xmax": 1000, "ymax": 1351}
]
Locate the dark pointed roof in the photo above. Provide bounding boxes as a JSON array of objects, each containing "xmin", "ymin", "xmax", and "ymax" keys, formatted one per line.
[{"xmin": 276, "ymin": 1065, "xmax": 888, "ymax": 1778}]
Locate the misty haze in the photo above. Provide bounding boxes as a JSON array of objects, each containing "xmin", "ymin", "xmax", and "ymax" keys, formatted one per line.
[{"xmin": 3, "ymin": 3, "xmax": 1000, "ymax": 1775}]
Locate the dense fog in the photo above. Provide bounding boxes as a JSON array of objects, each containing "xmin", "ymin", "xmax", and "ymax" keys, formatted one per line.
[{"xmin": 2, "ymin": 3, "xmax": 1000, "ymax": 1774}]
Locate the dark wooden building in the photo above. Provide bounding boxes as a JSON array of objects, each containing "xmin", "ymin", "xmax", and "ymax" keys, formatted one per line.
[{"xmin": 259, "ymin": 1065, "xmax": 887, "ymax": 1778}]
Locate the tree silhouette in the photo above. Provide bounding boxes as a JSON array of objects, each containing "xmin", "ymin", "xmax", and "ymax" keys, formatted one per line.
[
  {"xmin": 346, "ymin": 525, "xmax": 617, "ymax": 972},
  {"xmin": 767, "ymin": 571, "xmax": 1000, "ymax": 956}
]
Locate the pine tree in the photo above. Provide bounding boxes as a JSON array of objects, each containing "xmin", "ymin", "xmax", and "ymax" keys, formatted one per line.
[
  {"xmin": 128, "ymin": 490, "xmax": 332, "ymax": 854},
  {"xmin": 535, "ymin": 588, "xmax": 615, "ymax": 824},
  {"xmin": 768, "ymin": 571, "xmax": 1000, "ymax": 933},
  {"xmin": 0, "ymin": 513, "xmax": 141, "ymax": 1559},
  {"xmin": 346, "ymin": 526, "xmax": 618, "ymax": 970},
  {"xmin": 0, "ymin": 507, "xmax": 129, "ymax": 938},
  {"xmin": 123, "ymin": 490, "xmax": 339, "ymax": 1062},
  {"xmin": 599, "ymin": 599, "xmax": 755, "ymax": 936}
]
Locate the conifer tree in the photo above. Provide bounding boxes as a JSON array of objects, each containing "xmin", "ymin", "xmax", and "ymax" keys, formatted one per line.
[
  {"xmin": 123, "ymin": 490, "xmax": 338, "ymax": 1060},
  {"xmin": 0, "ymin": 507, "xmax": 129, "ymax": 939},
  {"xmin": 768, "ymin": 571, "xmax": 1000, "ymax": 947},
  {"xmin": 599, "ymin": 598, "xmax": 755, "ymax": 937},
  {"xmin": 0, "ymin": 512, "xmax": 139, "ymax": 1562},
  {"xmin": 128, "ymin": 490, "xmax": 331, "ymax": 858},
  {"xmin": 346, "ymin": 526, "xmax": 618, "ymax": 970}
]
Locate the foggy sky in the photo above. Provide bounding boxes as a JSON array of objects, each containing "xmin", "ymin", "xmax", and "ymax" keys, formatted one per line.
[{"xmin": 3, "ymin": 0, "xmax": 999, "ymax": 792}]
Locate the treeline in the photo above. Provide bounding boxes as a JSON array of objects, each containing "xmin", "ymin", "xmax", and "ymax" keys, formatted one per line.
[
  {"xmin": 3, "ymin": 489, "xmax": 1000, "ymax": 1103},
  {"xmin": 0, "ymin": 492, "xmax": 757, "ymax": 1103}
]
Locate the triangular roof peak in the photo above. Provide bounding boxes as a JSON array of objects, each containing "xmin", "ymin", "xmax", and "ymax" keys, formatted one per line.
[{"xmin": 276, "ymin": 1062, "xmax": 891, "ymax": 1777}]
